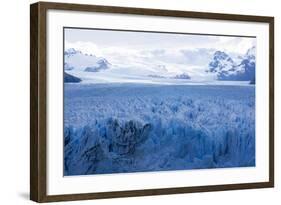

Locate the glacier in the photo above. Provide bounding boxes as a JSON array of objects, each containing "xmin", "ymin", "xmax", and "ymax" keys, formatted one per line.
[{"xmin": 64, "ymin": 83, "xmax": 255, "ymax": 176}]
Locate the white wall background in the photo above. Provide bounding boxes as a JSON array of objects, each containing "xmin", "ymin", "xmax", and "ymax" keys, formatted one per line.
[{"xmin": 0, "ymin": 0, "xmax": 279, "ymax": 204}]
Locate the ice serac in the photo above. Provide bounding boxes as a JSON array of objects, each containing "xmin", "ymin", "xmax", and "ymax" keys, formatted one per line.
[
  {"xmin": 64, "ymin": 119, "xmax": 152, "ymax": 175},
  {"xmin": 64, "ymin": 72, "xmax": 81, "ymax": 83},
  {"xmin": 207, "ymin": 47, "xmax": 256, "ymax": 81},
  {"xmin": 64, "ymin": 48, "xmax": 111, "ymax": 72},
  {"xmin": 64, "ymin": 84, "xmax": 255, "ymax": 175}
]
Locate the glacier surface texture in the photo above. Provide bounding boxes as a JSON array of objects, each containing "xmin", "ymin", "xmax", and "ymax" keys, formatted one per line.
[{"xmin": 64, "ymin": 83, "xmax": 255, "ymax": 176}]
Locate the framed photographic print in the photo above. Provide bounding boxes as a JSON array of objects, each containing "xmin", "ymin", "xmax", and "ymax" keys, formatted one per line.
[{"xmin": 30, "ymin": 1, "xmax": 274, "ymax": 202}]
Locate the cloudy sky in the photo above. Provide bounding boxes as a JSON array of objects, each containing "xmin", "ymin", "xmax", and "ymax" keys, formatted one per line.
[{"xmin": 64, "ymin": 28, "xmax": 256, "ymax": 78}]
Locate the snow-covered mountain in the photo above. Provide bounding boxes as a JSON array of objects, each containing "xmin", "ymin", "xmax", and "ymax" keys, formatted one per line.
[
  {"xmin": 64, "ymin": 48, "xmax": 195, "ymax": 84},
  {"xmin": 84, "ymin": 59, "xmax": 110, "ymax": 72},
  {"xmin": 64, "ymin": 47, "xmax": 255, "ymax": 85},
  {"xmin": 207, "ymin": 47, "xmax": 256, "ymax": 82},
  {"xmin": 64, "ymin": 48, "xmax": 111, "ymax": 72},
  {"xmin": 208, "ymin": 51, "xmax": 234, "ymax": 73}
]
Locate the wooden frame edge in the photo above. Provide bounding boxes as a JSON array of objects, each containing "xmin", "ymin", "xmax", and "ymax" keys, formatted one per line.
[
  {"xmin": 39, "ymin": 182, "xmax": 273, "ymax": 203},
  {"xmin": 30, "ymin": 2, "xmax": 48, "ymax": 202},
  {"xmin": 37, "ymin": 1, "xmax": 274, "ymax": 22},
  {"xmin": 30, "ymin": 1, "xmax": 274, "ymax": 203},
  {"xmin": 269, "ymin": 17, "xmax": 274, "ymax": 188},
  {"xmin": 30, "ymin": 2, "xmax": 39, "ymax": 202}
]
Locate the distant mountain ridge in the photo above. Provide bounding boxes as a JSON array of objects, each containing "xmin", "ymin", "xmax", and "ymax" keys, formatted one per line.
[
  {"xmin": 64, "ymin": 48, "xmax": 193, "ymax": 82},
  {"xmin": 207, "ymin": 47, "xmax": 256, "ymax": 82},
  {"xmin": 63, "ymin": 47, "xmax": 256, "ymax": 85},
  {"xmin": 64, "ymin": 72, "xmax": 81, "ymax": 83},
  {"xmin": 84, "ymin": 59, "xmax": 110, "ymax": 72},
  {"xmin": 64, "ymin": 48, "xmax": 111, "ymax": 72}
]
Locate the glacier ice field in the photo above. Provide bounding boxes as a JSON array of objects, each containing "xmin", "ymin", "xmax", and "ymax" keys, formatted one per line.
[{"xmin": 63, "ymin": 83, "xmax": 255, "ymax": 176}]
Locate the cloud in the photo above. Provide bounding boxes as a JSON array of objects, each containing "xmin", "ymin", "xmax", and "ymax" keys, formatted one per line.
[
  {"xmin": 180, "ymin": 48, "xmax": 214, "ymax": 66},
  {"xmin": 65, "ymin": 33, "xmax": 256, "ymax": 76},
  {"xmin": 215, "ymin": 37, "xmax": 256, "ymax": 54}
]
